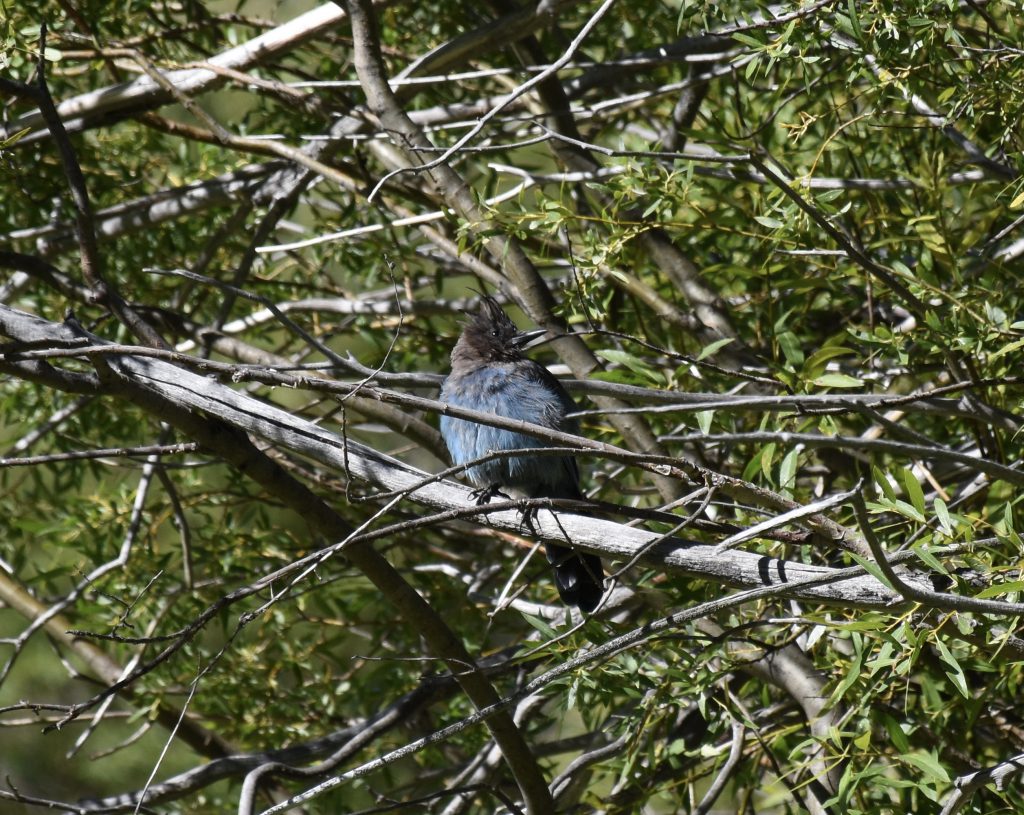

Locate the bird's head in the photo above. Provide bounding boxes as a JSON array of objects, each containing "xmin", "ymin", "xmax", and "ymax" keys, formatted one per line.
[{"xmin": 453, "ymin": 295, "xmax": 547, "ymax": 363}]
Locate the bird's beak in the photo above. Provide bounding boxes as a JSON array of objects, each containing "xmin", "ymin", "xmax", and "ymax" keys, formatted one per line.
[{"xmin": 509, "ymin": 328, "xmax": 550, "ymax": 351}]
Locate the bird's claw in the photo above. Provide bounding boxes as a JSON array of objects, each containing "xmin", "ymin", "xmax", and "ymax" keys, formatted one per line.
[
  {"xmin": 469, "ymin": 484, "xmax": 511, "ymax": 506},
  {"xmin": 517, "ymin": 504, "xmax": 538, "ymax": 534}
]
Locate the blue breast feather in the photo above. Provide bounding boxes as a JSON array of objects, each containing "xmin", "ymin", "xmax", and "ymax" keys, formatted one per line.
[{"xmin": 439, "ymin": 362, "xmax": 579, "ymax": 496}]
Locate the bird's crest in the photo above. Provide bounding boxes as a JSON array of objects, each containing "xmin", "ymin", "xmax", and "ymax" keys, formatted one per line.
[{"xmin": 455, "ymin": 294, "xmax": 523, "ymax": 362}]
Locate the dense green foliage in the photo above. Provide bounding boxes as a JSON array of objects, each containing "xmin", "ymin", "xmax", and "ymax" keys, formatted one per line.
[{"xmin": 1, "ymin": 1, "xmax": 1024, "ymax": 813}]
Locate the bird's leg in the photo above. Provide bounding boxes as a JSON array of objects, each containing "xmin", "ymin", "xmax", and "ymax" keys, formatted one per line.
[
  {"xmin": 469, "ymin": 483, "xmax": 511, "ymax": 505},
  {"xmin": 516, "ymin": 496, "xmax": 555, "ymax": 535},
  {"xmin": 517, "ymin": 504, "xmax": 538, "ymax": 535}
]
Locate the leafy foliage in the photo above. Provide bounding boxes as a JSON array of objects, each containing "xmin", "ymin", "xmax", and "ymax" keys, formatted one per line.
[{"xmin": 1, "ymin": 0, "xmax": 1024, "ymax": 813}]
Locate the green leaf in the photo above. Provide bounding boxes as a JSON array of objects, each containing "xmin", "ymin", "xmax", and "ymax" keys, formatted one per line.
[
  {"xmin": 668, "ymin": 738, "xmax": 689, "ymax": 756},
  {"xmin": 873, "ymin": 466, "xmax": 896, "ymax": 502},
  {"xmin": 521, "ymin": 613, "xmax": 558, "ymax": 640},
  {"xmin": 804, "ymin": 345, "xmax": 856, "ymax": 377},
  {"xmin": 867, "ymin": 641, "xmax": 898, "ymax": 678},
  {"xmin": 596, "ymin": 349, "xmax": 664, "ymax": 385},
  {"xmin": 911, "ymin": 544, "xmax": 948, "ymax": 576},
  {"xmin": 0, "ymin": 127, "xmax": 31, "ymax": 148},
  {"xmin": 761, "ymin": 442, "xmax": 777, "ymax": 482},
  {"xmin": 901, "ymin": 751, "xmax": 951, "ymax": 783},
  {"xmin": 847, "ymin": 0, "xmax": 861, "ymax": 38},
  {"xmin": 892, "ymin": 499, "xmax": 927, "ymax": 524},
  {"xmin": 849, "ymin": 552, "xmax": 895, "ymax": 591},
  {"xmin": 831, "ymin": 648, "xmax": 863, "ymax": 702},
  {"xmin": 812, "ymin": 373, "xmax": 864, "ymax": 388},
  {"xmin": 901, "ymin": 470, "xmax": 926, "ymax": 517},
  {"xmin": 779, "ymin": 447, "xmax": 799, "ymax": 492},
  {"xmin": 777, "ymin": 331, "xmax": 804, "ymax": 366},
  {"xmin": 879, "ymin": 712, "xmax": 909, "ymax": 753},
  {"xmin": 990, "ymin": 336, "xmax": 1024, "ymax": 360},
  {"xmin": 732, "ymin": 32, "xmax": 764, "ymax": 48},
  {"xmin": 566, "ymin": 673, "xmax": 579, "ymax": 711},
  {"xmin": 976, "ymin": 579, "xmax": 1024, "ymax": 599},
  {"xmin": 933, "ymin": 640, "xmax": 969, "ymax": 699},
  {"xmin": 743, "ymin": 445, "xmax": 770, "ymax": 482},
  {"xmin": 932, "ymin": 498, "xmax": 952, "ymax": 537},
  {"xmin": 697, "ymin": 337, "xmax": 735, "ymax": 361}
]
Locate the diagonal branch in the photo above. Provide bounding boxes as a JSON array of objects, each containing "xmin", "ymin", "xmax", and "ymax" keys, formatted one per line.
[{"xmin": 0, "ymin": 303, "xmax": 955, "ymax": 607}]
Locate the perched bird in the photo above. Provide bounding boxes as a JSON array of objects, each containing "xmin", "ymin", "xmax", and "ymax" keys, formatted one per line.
[{"xmin": 439, "ymin": 295, "xmax": 604, "ymax": 612}]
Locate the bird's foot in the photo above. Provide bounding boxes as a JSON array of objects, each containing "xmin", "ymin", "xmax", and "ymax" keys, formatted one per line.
[
  {"xmin": 469, "ymin": 484, "xmax": 511, "ymax": 506},
  {"xmin": 517, "ymin": 504, "xmax": 539, "ymax": 535}
]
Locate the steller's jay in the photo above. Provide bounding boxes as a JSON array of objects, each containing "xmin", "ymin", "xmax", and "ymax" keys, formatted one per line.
[{"xmin": 439, "ymin": 295, "xmax": 604, "ymax": 612}]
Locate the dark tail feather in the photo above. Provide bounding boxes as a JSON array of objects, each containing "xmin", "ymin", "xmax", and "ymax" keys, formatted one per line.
[{"xmin": 545, "ymin": 542, "xmax": 603, "ymax": 612}]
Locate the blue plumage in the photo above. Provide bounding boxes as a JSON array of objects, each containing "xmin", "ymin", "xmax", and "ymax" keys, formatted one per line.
[
  {"xmin": 439, "ymin": 296, "xmax": 603, "ymax": 612},
  {"xmin": 440, "ymin": 362, "xmax": 579, "ymax": 496}
]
